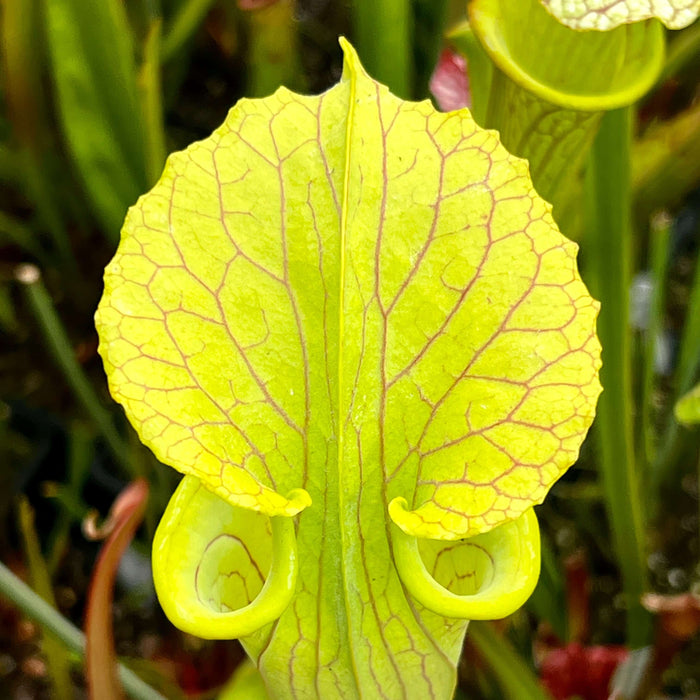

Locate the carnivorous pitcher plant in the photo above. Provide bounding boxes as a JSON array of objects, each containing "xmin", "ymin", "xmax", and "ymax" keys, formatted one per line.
[{"xmin": 96, "ymin": 39, "xmax": 602, "ymax": 698}]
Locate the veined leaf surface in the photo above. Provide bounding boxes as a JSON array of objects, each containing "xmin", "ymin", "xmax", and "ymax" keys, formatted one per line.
[
  {"xmin": 96, "ymin": 39, "xmax": 601, "ymax": 697},
  {"xmin": 540, "ymin": 0, "xmax": 699, "ymax": 29}
]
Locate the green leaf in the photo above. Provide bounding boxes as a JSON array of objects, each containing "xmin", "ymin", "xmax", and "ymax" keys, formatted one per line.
[
  {"xmin": 540, "ymin": 0, "xmax": 700, "ymax": 30},
  {"xmin": 44, "ymin": 0, "xmax": 148, "ymax": 240},
  {"xmin": 675, "ymin": 383, "xmax": 700, "ymax": 425},
  {"xmin": 161, "ymin": 0, "xmax": 219, "ymax": 63},
  {"xmin": 97, "ymin": 39, "xmax": 601, "ymax": 697},
  {"xmin": 1, "ymin": 0, "xmax": 74, "ymax": 262}
]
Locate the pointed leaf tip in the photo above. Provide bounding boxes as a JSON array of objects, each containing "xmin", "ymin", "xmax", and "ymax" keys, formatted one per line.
[{"xmin": 339, "ymin": 36, "xmax": 367, "ymax": 83}]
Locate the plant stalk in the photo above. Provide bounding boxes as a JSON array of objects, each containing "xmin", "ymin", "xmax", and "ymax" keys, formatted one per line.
[
  {"xmin": 246, "ymin": 0, "xmax": 303, "ymax": 97},
  {"xmin": 583, "ymin": 107, "xmax": 652, "ymax": 647},
  {"xmin": 353, "ymin": 0, "xmax": 412, "ymax": 98}
]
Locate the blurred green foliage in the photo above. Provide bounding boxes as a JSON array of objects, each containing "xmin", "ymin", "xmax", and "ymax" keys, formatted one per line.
[{"xmin": 0, "ymin": 1, "xmax": 698, "ymax": 698}]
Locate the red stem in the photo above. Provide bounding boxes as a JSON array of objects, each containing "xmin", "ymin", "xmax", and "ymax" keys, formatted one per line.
[{"xmin": 85, "ymin": 479, "xmax": 149, "ymax": 700}]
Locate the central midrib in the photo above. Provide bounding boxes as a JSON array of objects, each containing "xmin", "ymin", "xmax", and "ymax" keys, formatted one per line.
[{"xmin": 336, "ymin": 46, "xmax": 363, "ymax": 695}]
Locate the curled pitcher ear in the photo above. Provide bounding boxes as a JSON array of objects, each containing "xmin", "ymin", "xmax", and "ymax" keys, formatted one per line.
[
  {"xmin": 153, "ymin": 475, "xmax": 298, "ymax": 639},
  {"xmin": 390, "ymin": 501, "xmax": 540, "ymax": 620}
]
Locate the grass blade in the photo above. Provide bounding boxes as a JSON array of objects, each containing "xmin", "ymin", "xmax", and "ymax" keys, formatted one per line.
[
  {"xmin": 0, "ymin": 562, "xmax": 165, "ymax": 700},
  {"xmin": 411, "ymin": 0, "xmax": 449, "ymax": 98},
  {"xmin": 653, "ymin": 232, "xmax": 700, "ymax": 491},
  {"xmin": 673, "ymin": 243, "xmax": 700, "ymax": 402},
  {"xmin": 44, "ymin": 0, "xmax": 148, "ymax": 241},
  {"xmin": 138, "ymin": 18, "xmax": 168, "ymax": 186},
  {"xmin": 583, "ymin": 107, "xmax": 652, "ymax": 647},
  {"xmin": 632, "ymin": 101, "xmax": 700, "ymax": 225},
  {"xmin": 46, "ymin": 422, "xmax": 94, "ymax": 573},
  {"xmin": 526, "ymin": 533, "xmax": 567, "ymax": 641},
  {"xmin": 0, "ymin": 0, "xmax": 74, "ymax": 264},
  {"xmin": 161, "ymin": 0, "xmax": 218, "ymax": 63},
  {"xmin": 0, "ymin": 210, "xmax": 47, "ymax": 262},
  {"xmin": 17, "ymin": 497, "xmax": 73, "ymax": 699}
]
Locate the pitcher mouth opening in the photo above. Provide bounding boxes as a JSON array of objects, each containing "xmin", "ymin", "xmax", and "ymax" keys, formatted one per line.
[
  {"xmin": 390, "ymin": 505, "xmax": 540, "ymax": 620},
  {"xmin": 152, "ymin": 475, "xmax": 299, "ymax": 639},
  {"xmin": 468, "ymin": 0, "xmax": 664, "ymax": 111}
]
